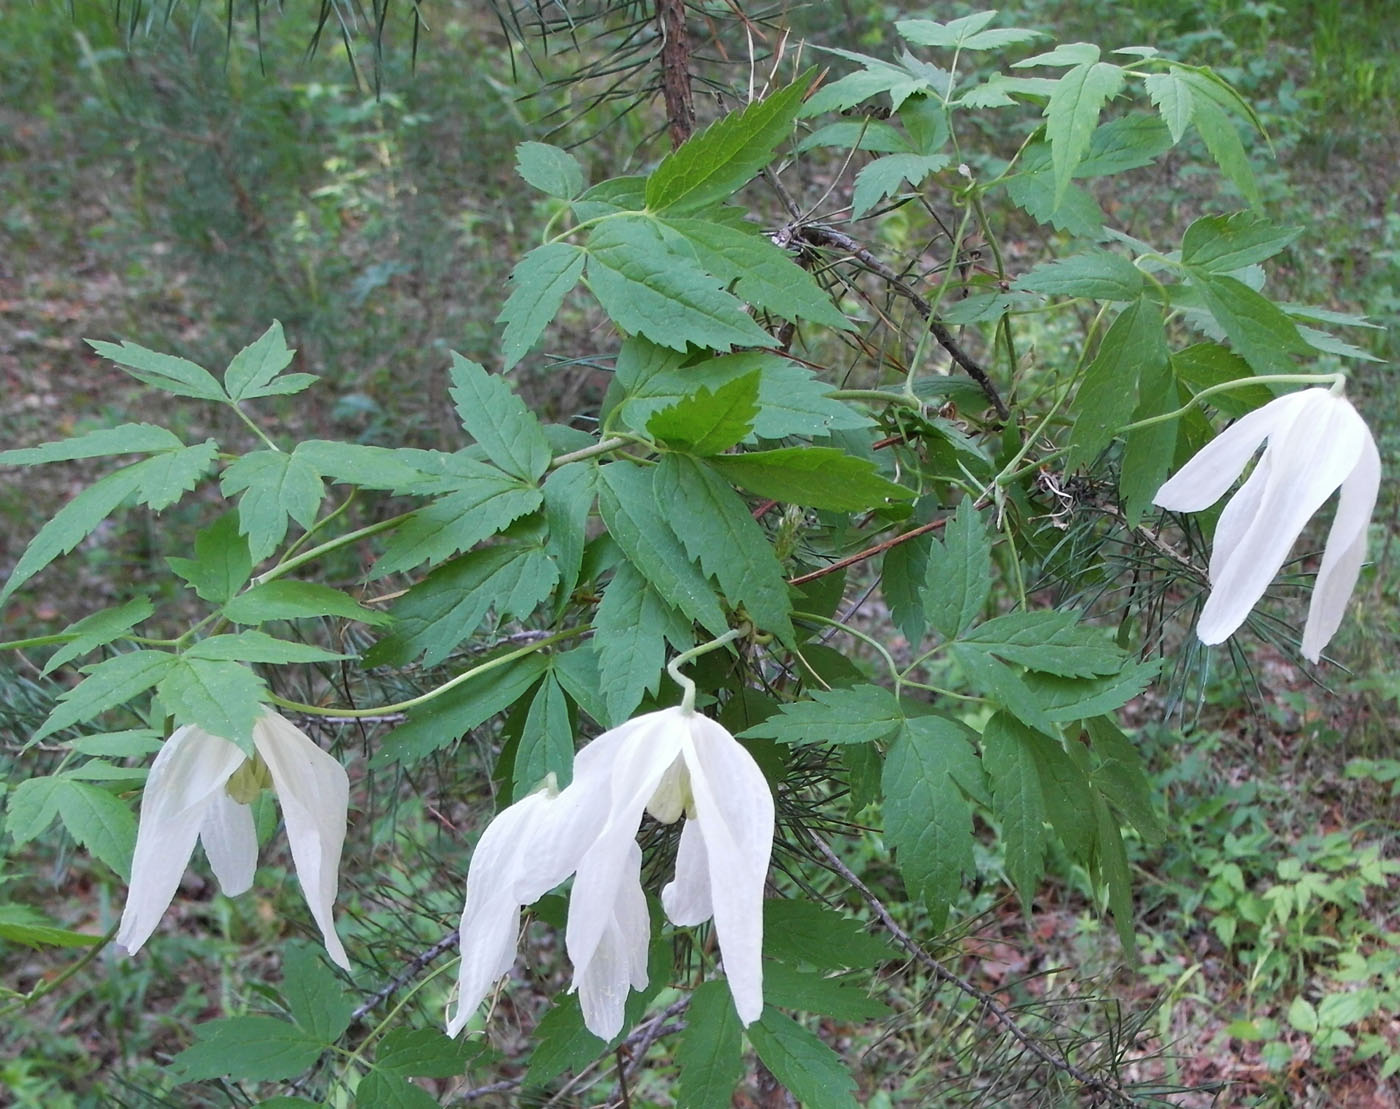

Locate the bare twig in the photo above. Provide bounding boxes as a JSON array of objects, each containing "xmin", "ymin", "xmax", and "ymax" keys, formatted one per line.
[
  {"xmin": 787, "ymin": 515, "xmax": 949, "ymax": 586},
  {"xmin": 352, "ymin": 927, "xmax": 459, "ymax": 1022},
  {"xmin": 657, "ymin": 0, "xmax": 695, "ymax": 148}
]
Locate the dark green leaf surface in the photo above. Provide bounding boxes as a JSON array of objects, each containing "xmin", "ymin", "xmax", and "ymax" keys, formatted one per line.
[
  {"xmin": 370, "ymin": 480, "xmax": 543, "ymax": 578},
  {"xmin": 499, "ymin": 242, "xmax": 588, "ymax": 369},
  {"xmin": 156, "ymin": 658, "xmax": 267, "ymax": 752},
  {"xmin": 221, "ymin": 449, "xmax": 326, "ymax": 563},
  {"xmin": 223, "ymin": 580, "xmax": 389, "ymax": 627},
  {"xmin": 41, "ymin": 599, "xmax": 156, "ymax": 677},
  {"xmin": 167, "ymin": 513, "xmax": 253, "ymax": 604},
  {"xmin": 922, "ymin": 497, "xmax": 990, "ymax": 639},
  {"xmin": 707, "ymin": 447, "xmax": 910, "ymax": 512},
  {"xmin": 173, "ymin": 1017, "xmax": 323, "ymax": 1081},
  {"xmin": 32, "ymin": 650, "xmax": 176, "ymax": 743},
  {"xmin": 375, "ymin": 1027, "xmax": 480, "ymax": 1077},
  {"xmin": 646, "ymin": 373, "xmax": 760, "ymax": 455},
  {"xmin": 514, "ymin": 675, "xmax": 575, "ymax": 793},
  {"xmin": 1181, "ymin": 212, "xmax": 1300, "ymax": 273},
  {"xmin": 594, "ymin": 560, "xmax": 692, "ymax": 723},
  {"xmin": 0, "ymin": 423, "xmax": 183, "ymax": 466},
  {"xmin": 515, "ymin": 141, "xmax": 586, "ymax": 199},
  {"xmin": 749, "ymin": 1010, "xmax": 859, "ymax": 1109},
  {"xmin": 740, "ymin": 685, "xmax": 903, "ymax": 746},
  {"xmin": 763, "ymin": 901, "xmax": 895, "ymax": 969},
  {"xmin": 224, "ymin": 321, "xmax": 301, "ymax": 401},
  {"xmin": 981, "ymin": 713, "xmax": 1049, "ymax": 910},
  {"xmin": 87, "ymin": 339, "xmax": 228, "ymax": 402},
  {"xmin": 676, "ymin": 981, "xmax": 744, "ymax": 1109},
  {"xmin": 283, "ymin": 944, "xmax": 354, "ymax": 1043},
  {"xmin": 448, "ymin": 354, "xmax": 552, "ymax": 481}
]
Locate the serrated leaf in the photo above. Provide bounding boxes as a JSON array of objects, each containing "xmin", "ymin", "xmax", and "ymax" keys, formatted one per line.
[
  {"xmin": 881, "ymin": 531, "xmax": 930, "ymax": 646},
  {"xmin": 134, "ymin": 439, "xmax": 218, "ymax": 512},
  {"xmin": 598, "ymin": 461, "xmax": 729, "ymax": 636},
  {"xmin": 1084, "ymin": 716, "xmax": 1162, "ymax": 841},
  {"xmin": 370, "ymin": 653, "xmax": 552, "ymax": 768},
  {"xmin": 1013, "ymin": 251, "xmax": 1142, "ymax": 301},
  {"xmin": 707, "ymin": 447, "xmax": 910, "ymax": 512},
  {"xmin": 32, "ymin": 650, "xmax": 176, "ymax": 743},
  {"xmin": 647, "ymin": 373, "xmax": 760, "ymax": 455},
  {"xmin": 188, "ymin": 631, "xmax": 347, "ymax": 663},
  {"xmin": 1092, "ymin": 793, "xmax": 1137, "ymax": 953},
  {"xmin": 221, "ymin": 449, "xmax": 326, "ymax": 563},
  {"xmin": 922, "ymin": 496, "xmax": 990, "ymax": 639},
  {"xmin": 86, "ymin": 339, "xmax": 228, "ymax": 402},
  {"xmin": 1045, "ymin": 60, "xmax": 1126, "ymax": 204},
  {"xmin": 1177, "ymin": 67, "xmax": 1261, "ymax": 205},
  {"xmin": 676, "ymin": 980, "xmax": 744, "ymax": 1109},
  {"xmin": 1189, "ymin": 272, "xmax": 1311, "ymax": 376},
  {"xmin": 1023, "ymin": 659, "xmax": 1160, "ymax": 721},
  {"xmin": 367, "ymin": 544, "xmax": 558, "ymax": 668},
  {"xmin": 5, "ymin": 776, "xmax": 66, "ymax": 844},
  {"xmin": 949, "ymin": 645, "xmax": 1057, "ymax": 736},
  {"xmin": 980, "ymin": 713, "xmax": 1049, "ymax": 911},
  {"xmin": 498, "ymin": 242, "xmax": 588, "ymax": 369},
  {"xmin": 156, "ymin": 658, "xmax": 266, "ymax": 753},
  {"xmin": 851, "ymin": 152, "xmax": 951, "ymax": 217},
  {"xmin": 739, "ymin": 685, "xmax": 903, "ymax": 745},
  {"xmin": 224, "ymin": 321, "xmax": 298, "ymax": 401},
  {"xmin": 42, "ymin": 599, "xmax": 156, "ymax": 676},
  {"xmin": 585, "ymin": 217, "xmax": 773, "ymax": 352},
  {"xmin": 1119, "ymin": 353, "xmax": 1178, "ymax": 525},
  {"xmin": 959, "ymin": 611, "xmax": 1124, "ymax": 677},
  {"xmin": 542, "ymin": 462, "xmax": 596, "ymax": 611},
  {"xmin": 763, "ymin": 963, "xmax": 889, "ymax": 1021},
  {"xmin": 355, "ymin": 1071, "xmax": 439, "ymax": 1109},
  {"xmin": 1144, "ymin": 71, "xmax": 1191, "ymax": 143},
  {"xmin": 1181, "ymin": 212, "xmax": 1300, "ymax": 273},
  {"xmin": 551, "ymin": 645, "xmax": 612, "ymax": 728},
  {"xmin": 763, "ymin": 901, "xmax": 894, "ymax": 969},
  {"xmin": 514, "ymin": 675, "xmax": 574, "ymax": 794},
  {"xmin": 294, "ymin": 440, "xmax": 434, "ymax": 493},
  {"xmin": 283, "ymin": 944, "xmax": 353, "ymax": 1043},
  {"xmin": 883, "ymin": 716, "xmax": 981, "ymax": 928},
  {"xmin": 646, "ymin": 77, "xmax": 807, "ymax": 214},
  {"xmin": 524, "ymin": 994, "xmax": 603, "ymax": 1087},
  {"xmin": 166, "ymin": 512, "xmax": 253, "ymax": 605},
  {"xmin": 796, "ymin": 119, "xmax": 911, "ymax": 154},
  {"xmin": 0, "ymin": 903, "xmax": 102, "ymax": 948},
  {"xmin": 654, "ymin": 456, "xmax": 795, "ymax": 642},
  {"xmin": 65, "ymin": 728, "xmax": 163, "ymax": 758},
  {"xmin": 0, "ymin": 423, "xmax": 184, "ymax": 466},
  {"xmin": 1013, "ymin": 42, "xmax": 1101, "ymax": 68},
  {"xmin": 515, "ymin": 141, "xmax": 586, "ymax": 199},
  {"xmin": 1025, "ymin": 734, "xmax": 1095, "ymax": 861},
  {"xmin": 897, "ymin": 13, "xmax": 1042, "ymax": 51},
  {"xmin": 749, "ymin": 1010, "xmax": 859, "ymax": 1109},
  {"xmin": 802, "ymin": 50, "xmax": 936, "ymax": 116},
  {"xmin": 594, "ymin": 561, "xmax": 691, "ymax": 724},
  {"xmin": 173, "ymin": 1016, "xmax": 324, "ymax": 1081},
  {"xmin": 223, "ymin": 580, "xmax": 389, "ymax": 627},
  {"xmin": 370, "ymin": 479, "xmax": 543, "ymax": 578},
  {"xmin": 1067, "ymin": 297, "xmax": 1169, "ymax": 469},
  {"xmin": 56, "ymin": 779, "xmax": 136, "ymax": 880},
  {"xmin": 1073, "ymin": 113, "xmax": 1172, "ymax": 176},
  {"xmin": 375, "ymin": 1027, "xmax": 481, "ymax": 1078},
  {"xmin": 448, "ymin": 354, "xmax": 551, "ymax": 481}
]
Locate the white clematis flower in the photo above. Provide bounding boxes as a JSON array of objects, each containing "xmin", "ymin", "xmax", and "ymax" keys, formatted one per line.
[
  {"xmin": 1153, "ymin": 387, "xmax": 1380, "ymax": 662},
  {"xmin": 117, "ymin": 711, "xmax": 351, "ymax": 969},
  {"xmin": 447, "ymin": 705, "xmax": 774, "ymax": 1041}
]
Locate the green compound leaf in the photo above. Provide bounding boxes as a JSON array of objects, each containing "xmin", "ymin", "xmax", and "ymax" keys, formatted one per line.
[
  {"xmin": 594, "ymin": 560, "xmax": 693, "ymax": 725},
  {"xmin": 448, "ymin": 354, "xmax": 552, "ymax": 481},
  {"xmin": 598, "ymin": 461, "xmax": 729, "ymax": 637},
  {"xmin": 167, "ymin": 512, "xmax": 253, "ymax": 605},
  {"xmin": 763, "ymin": 901, "xmax": 895, "ymax": 970},
  {"xmin": 55, "ymin": 779, "xmax": 137, "ymax": 881},
  {"xmin": 676, "ymin": 981, "xmax": 744, "ymax": 1109},
  {"xmin": 762, "ymin": 962, "xmax": 889, "ymax": 1021},
  {"xmin": 5, "ymin": 776, "xmax": 66, "ymax": 845},
  {"xmin": 1043, "ymin": 58, "xmax": 1125, "ymax": 205},
  {"xmin": 514, "ymin": 674, "xmax": 575, "ymax": 794},
  {"xmin": 86, "ymin": 338, "xmax": 228, "ymax": 402},
  {"xmin": 851, "ymin": 152, "xmax": 950, "ymax": 218},
  {"xmin": 223, "ymin": 580, "xmax": 389, "ymax": 627},
  {"xmin": 981, "ymin": 713, "xmax": 1050, "ymax": 912},
  {"xmin": 173, "ymin": 1016, "xmax": 324, "ymax": 1081},
  {"xmin": 1013, "ymin": 250, "xmax": 1143, "ymax": 301},
  {"xmin": 881, "ymin": 530, "xmax": 931, "ymax": 646},
  {"xmin": 499, "ymin": 242, "xmax": 588, "ymax": 369},
  {"xmin": 375, "ymin": 1027, "xmax": 481, "ymax": 1078},
  {"xmin": 133, "ymin": 439, "xmax": 219, "ymax": 512},
  {"xmin": 654, "ymin": 456, "xmax": 795, "ymax": 643},
  {"xmin": 646, "ymin": 372, "xmax": 760, "ymax": 455},
  {"xmin": 0, "ymin": 903, "xmax": 102, "ymax": 949},
  {"xmin": 749, "ymin": 1010, "xmax": 859, "ymax": 1109},
  {"xmin": 221, "ymin": 448, "xmax": 326, "ymax": 563},
  {"xmin": 1176, "ymin": 66, "xmax": 1263, "ymax": 205},
  {"xmin": 1189, "ymin": 271, "xmax": 1312, "ymax": 376},
  {"xmin": 1066, "ymin": 296, "xmax": 1169, "ymax": 470},
  {"xmin": 949, "ymin": 644, "xmax": 1057, "ymax": 736},
  {"xmin": 1181, "ymin": 212, "xmax": 1301, "ymax": 274},
  {"xmin": 541, "ymin": 462, "xmax": 596, "ymax": 609},
  {"xmin": 32, "ymin": 649, "xmax": 177, "ymax": 744},
  {"xmin": 515, "ymin": 141, "xmax": 586, "ymax": 199},
  {"xmin": 921, "ymin": 496, "xmax": 991, "ymax": 639},
  {"xmin": 897, "ymin": 12, "xmax": 1042, "ymax": 51},
  {"xmin": 224, "ymin": 321, "xmax": 314, "ymax": 401},
  {"xmin": 646, "ymin": 76, "xmax": 808, "ymax": 214},
  {"xmin": 883, "ymin": 715, "xmax": 982, "ymax": 929},
  {"xmin": 354, "ymin": 1071, "xmax": 439, "ymax": 1109},
  {"xmin": 283, "ymin": 944, "xmax": 353, "ymax": 1044},
  {"xmin": 958, "ymin": 610, "xmax": 1125, "ymax": 677},
  {"xmin": 524, "ymin": 994, "xmax": 602, "ymax": 1088},
  {"xmin": 41, "ymin": 598, "xmax": 156, "ymax": 676},
  {"xmin": 707, "ymin": 447, "xmax": 911, "ymax": 512},
  {"xmin": 739, "ymin": 685, "xmax": 903, "ymax": 746},
  {"xmin": 370, "ymin": 476, "xmax": 543, "ymax": 578},
  {"xmin": 156, "ymin": 657, "xmax": 267, "ymax": 753},
  {"xmin": 0, "ymin": 423, "xmax": 183, "ymax": 466},
  {"xmin": 1144, "ymin": 71, "xmax": 1191, "ymax": 143}
]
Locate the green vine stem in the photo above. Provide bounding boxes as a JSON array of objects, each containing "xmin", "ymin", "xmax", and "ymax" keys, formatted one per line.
[{"xmin": 667, "ymin": 627, "xmax": 747, "ymax": 713}]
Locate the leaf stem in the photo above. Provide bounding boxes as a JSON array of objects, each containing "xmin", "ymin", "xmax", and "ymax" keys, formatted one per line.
[
  {"xmin": 249, "ymin": 513, "xmax": 410, "ymax": 588},
  {"xmin": 1119, "ymin": 372, "xmax": 1345, "ymax": 433},
  {"xmin": 668, "ymin": 627, "xmax": 747, "ymax": 713},
  {"xmin": 548, "ymin": 435, "xmax": 633, "ymax": 469}
]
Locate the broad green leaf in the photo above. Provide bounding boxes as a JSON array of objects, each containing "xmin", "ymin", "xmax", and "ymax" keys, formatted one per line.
[
  {"xmin": 980, "ymin": 713, "xmax": 1049, "ymax": 911},
  {"xmin": 1177, "ymin": 67, "xmax": 1261, "ymax": 205},
  {"xmin": 366, "ymin": 543, "xmax": 559, "ymax": 668},
  {"xmin": 515, "ymin": 141, "xmax": 586, "ymax": 199},
  {"xmin": 657, "ymin": 217, "xmax": 853, "ymax": 330},
  {"xmin": 646, "ymin": 77, "xmax": 807, "ymax": 214},
  {"xmin": 899, "ymin": 95, "xmax": 951, "ymax": 155},
  {"xmin": 551, "ymin": 645, "xmax": 612, "ymax": 728},
  {"xmin": 188, "ymin": 631, "xmax": 347, "ymax": 663},
  {"xmin": 949, "ymin": 645, "xmax": 1057, "ymax": 736},
  {"xmin": 1181, "ymin": 212, "xmax": 1300, "ymax": 274},
  {"xmin": 42, "ymin": 599, "xmax": 155, "ymax": 676},
  {"xmin": 221, "ymin": 449, "xmax": 326, "ymax": 563},
  {"xmin": 1073, "ymin": 113, "xmax": 1173, "ymax": 176},
  {"xmin": 1119, "ymin": 352, "xmax": 1178, "ymax": 525},
  {"xmin": 542, "ymin": 462, "xmax": 596, "ymax": 609},
  {"xmin": 354, "ymin": 1071, "xmax": 439, "ymax": 1109},
  {"xmin": 802, "ymin": 50, "xmax": 937, "ymax": 115},
  {"xmin": 676, "ymin": 980, "xmax": 744, "ymax": 1109},
  {"xmin": 371, "ymin": 653, "xmax": 552, "ymax": 767},
  {"xmin": 1067, "ymin": 297, "xmax": 1168, "ymax": 469},
  {"xmin": 173, "ymin": 1016, "xmax": 324, "ymax": 1081},
  {"xmin": 585, "ymin": 217, "xmax": 772, "ymax": 352},
  {"xmin": 1003, "ymin": 158, "xmax": 1105, "ymax": 237},
  {"xmin": 1190, "ymin": 272, "xmax": 1311, "ymax": 375},
  {"xmin": 851, "ymin": 152, "xmax": 951, "ymax": 217},
  {"xmin": 65, "ymin": 728, "xmax": 163, "ymax": 758},
  {"xmin": 32, "ymin": 650, "xmax": 176, "ymax": 743},
  {"xmin": 375, "ymin": 1027, "xmax": 481, "ymax": 1077},
  {"xmin": 881, "ymin": 531, "xmax": 930, "ymax": 646},
  {"xmin": 224, "ymin": 321, "xmax": 307, "ymax": 401},
  {"xmin": 498, "ymin": 242, "xmax": 588, "ymax": 369},
  {"xmin": 524, "ymin": 995, "xmax": 603, "ymax": 1087},
  {"xmin": 897, "ymin": 12, "xmax": 1042, "ymax": 51},
  {"xmin": 749, "ymin": 1010, "xmax": 859, "ymax": 1109},
  {"xmin": 86, "ymin": 339, "xmax": 228, "ymax": 402},
  {"xmin": 448, "ymin": 354, "xmax": 552, "ymax": 481},
  {"xmin": 1092, "ymin": 793, "xmax": 1137, "ymax": 952},
  {"xmin": 1025, "ymin": 734, "xmax": 1095, "ymax": 861},
  {"xmin": 56, "ymin": 779, "xmax": 136, "ymax": 880},
  {"xmin": 1084, "ymin": 716, "xmax": 1162, "ymax": 841},
  {"xmin": 959, "ymin": 611, "xmax": 1124, "ymax": 677},
  {"xmin": 883, "ymin": 716, "xmax": 980, "ymax": 928},
  {"xmin": 922, "ymin": 496, "xmax": 990, "ymax": 639},
  {"xmin": 1144, "ymin": 71, "xmax": 1191, "ymax": 142},
  {"xmin": 0, "ymin": 423, "xmax": 183, "ymax": 466},
  {"xmin": 167, "ymin": 512, "xmax": 253, "ymax": 605},
  {"xmin": 1013, "ymin": 42, "xmax": 1101, "ymax": 68},
  {"xmin": 514, "ymin": 675, "xmax": 575, "ymax": 793},
  {"xmin": 763, "ymin": 901, "xmax": 895, "ymax": 969},
  {"xmin": 134, "ymin": 440, "xmax": 218, "ymax": 512},
  {"xmin": 654, "ymin": 456, "xmax": 795, "ymax": 643},
  {"xmin": 1044, "ymin": 60, "xmax": 1126, "ymax": 204},
  {"xmin": 739, "ymin": 685, "xmax": 903, "ymax": 746},
  {"xmin": 283, "ymin": 944, "xmax": 354, "ymax": 1043},
  {"xmin": 594, "ymin": 561, "xmax": 692, "ymax": 724},
  {"xmin": 1170, "ymin": 343, "xmax": 1272, "ymax": 418},
  {"xmin": 5, "ymin": 776, "xmax": 66, "ymax": 844},
  {"xmin": 1013, "ymin": 251, "xmax": 1142, "ymax": 301},
  {"xmin": 156, "ymin": 658, "xmax": 267, "ymax": 752},
  {"xmin": 570, "ymin": 174, "xmax": 646, "ymax": 222},
  {"xmin": 294, "ymin": 440, "xmax": 434, "ymax": 493},
  {"xmin": 958, "ymin": 73, "xmax": 1059, "ymax": 108},
  {"xmin": 370, "ymin": 479, "xmax": 543, "ymax": 578},
  {"xmin": 796, "ymin": 119, "xmax": 910, "ymax": 154},
  {"xmin": 707, "ymin": 447, "xmax": 910, "ymax": 512},
  {"xmin": 647, "ymin": 373, "xmax": 760, "ymax": 455},
  {"xmin": 598, "ymin": 462, "xmax": 729, "ymax": 637},
  {"xmin": 223, "ymin": 580, "xmax": 389, "ymax": 627},
  {"xmin": 763, "ymin": 963, "xmax": 889, "ymax": 1021},
  {"xmin": 1023, "ymin": 659, "xmax": 1160, "ymax": 721},
  {"xmin": 0, "ymin": 903, "xmax": 102, "ymax": 948}
]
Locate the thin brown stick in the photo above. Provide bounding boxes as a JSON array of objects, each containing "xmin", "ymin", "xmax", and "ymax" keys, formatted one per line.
[
  {"xmin": 787, "ymin": 515, "xmax": 949, "ymax": 586},
  {"xmin": 658, "ymin": 0, "xmax": 695, "ymax": 148}
]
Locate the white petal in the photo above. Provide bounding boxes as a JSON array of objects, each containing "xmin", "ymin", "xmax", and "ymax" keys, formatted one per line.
[
  {"xmin": 567, "ymin": 710, "xmax": 686, "ymax": 976},
  {"xmin": 254, "ymin": 713, "xmax": 351, "ymax": 970},
  {"xmin": 575, "ymin": 842, "xmax": 650, "ymax": 1041},
  {"xmin": 1207, "ymin": 449, "xmax": 1271, "ymax": 585},
  {"xmin": 660, "ymin": 817, "xmax": 712, "ymax": 926},
  {"xmin": 678, "ymin": 714, "xmax": 774, "ymax": 1026},
  {"xmin": 1153, "ymin": 390, "xmax": 1311, "ymax": 511},
  {"xmin": 1303, "ymin": 428, "xmax": 1380, "ymax": 661},
  {"xmin": 116, "ymin": 726, "xmax": 246, "ymax": 956},
  {"xmin": 199, "ymin": 788, "xmax": 258, "ymax": 896}
]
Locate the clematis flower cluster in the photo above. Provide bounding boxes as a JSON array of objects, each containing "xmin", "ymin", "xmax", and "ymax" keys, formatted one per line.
[
  {"xmin": 446, "ymin": 704, "xmax": 775, "ymax": 1041},
  {"xmin": 1153, "ymin": 387, "xmax": 1380, "ymax": 662},
  {"xmin": 117, "ymin": 711, "xmax": 351, "ymax": 969}
]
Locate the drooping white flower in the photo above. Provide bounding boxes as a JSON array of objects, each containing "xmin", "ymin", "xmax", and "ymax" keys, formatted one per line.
[
  {"xmin": 116, "ymin": 711, "xmax": 351, "ymax": 969},
  {"xmin": 446, "ymin": 705, "xmax": 774, "ymax": 1041},
  {"xmin": 1153, "ymin": 387, "xmax": 1380, "ymax": 661}
]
